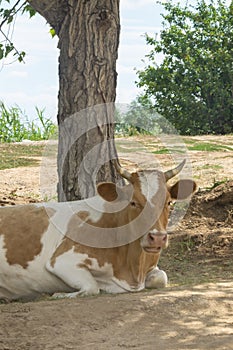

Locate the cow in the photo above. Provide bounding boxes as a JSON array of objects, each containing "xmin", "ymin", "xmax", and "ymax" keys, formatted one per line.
[{"xmin": 0, "ymin": 160, "xmax": 196, "ymax": 301}]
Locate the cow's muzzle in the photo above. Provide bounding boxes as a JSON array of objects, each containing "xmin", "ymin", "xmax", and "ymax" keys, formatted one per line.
[{"xmin": 144, "ymin": 232, "xmax": 168, "ymax": 253}]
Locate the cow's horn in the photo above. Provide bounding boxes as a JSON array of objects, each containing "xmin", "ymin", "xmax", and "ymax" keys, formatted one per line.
[
  {"xmin": 113, "ymin": 159, "xmax": 132, "ymax": 182},
  {"xmin": 164, "ymin": 159, "xmax": 186, "ymax": 181}
]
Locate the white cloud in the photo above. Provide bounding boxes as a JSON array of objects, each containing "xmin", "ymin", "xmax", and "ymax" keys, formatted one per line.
[
  {"xmin": 119, "ymin": 25, "xmax": 156, "ymax": 53},
  {"xmin": 0, "ymin": 90, "xmax": 58, "ymax": 121},
  {"xmin": 117, "ymin": 64, "xmax": 135, "ymax": 74},
  {"xmin": 8, "ymin": 70, "xmax": 28, "ymax": 78},
  {"xmin": 116, "ymin": 85, "xmax": 141, "ymax": 104},
  {"xmin": 122, "ymin": 0, "xmax": 156, "ymax": 10}
]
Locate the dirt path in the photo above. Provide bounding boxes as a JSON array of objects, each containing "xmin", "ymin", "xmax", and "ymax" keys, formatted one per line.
[
  {"xmin": 0, "ymin": 136, "xmax": 232, "ymax": 349},
  {"xmin": 1, "ymin": 282, "xmax": 233, "ymax": 350}
]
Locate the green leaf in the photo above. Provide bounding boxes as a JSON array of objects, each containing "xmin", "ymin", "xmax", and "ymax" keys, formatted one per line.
[
  {"xmin": 22, "ymin": 4, "xmax": 36, "ymax": 18},
  {"xmin": 0, "ymin": 47, "xmax": 4, "ymax": 60},
  {"xmin": 5, "ymin": 43, "xmax": 14, "ymax": 57},
  {"xmin": 49, "ymin": 28, "xmax": 56, "ymax": 38},
  {"xmin": 18, "ymin": 51, "xmax": 26, "ymax": 63},
  {"xmin": 7, "ymin": 14, "xmax": 13, "ymax": 24}
]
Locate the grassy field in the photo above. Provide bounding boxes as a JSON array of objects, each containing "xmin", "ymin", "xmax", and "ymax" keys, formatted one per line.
[
  {"xmin": 0, "ymin": 134, "xmax": 232, "ymax": 171},
  {"xmin": 0, "ymin": 143, "xmax": 45, "ymax": 170}
]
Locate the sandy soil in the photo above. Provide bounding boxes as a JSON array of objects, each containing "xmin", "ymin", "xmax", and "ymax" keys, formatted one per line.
[
  {"xmin": 0, "ymin": 136, "xmax": 232, "ymax": 350},
  {"xmin": 0, "ymin": 282, "xmax": 233, "ymax": 350}
]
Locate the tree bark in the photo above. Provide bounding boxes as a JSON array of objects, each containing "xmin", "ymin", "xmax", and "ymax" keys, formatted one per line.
[
  {"xmin": 28, "ymin": 0, "xmax": 68, "ymax": 35},
  {"xmin": 29, "ymin": 0, "xmax": 121, "ymax": 201}
]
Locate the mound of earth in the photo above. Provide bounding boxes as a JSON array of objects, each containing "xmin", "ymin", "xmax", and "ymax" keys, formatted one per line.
[
  {"xmin": 159, "ymin": 180, "xmax": 233, "ymax": 286},
  {"xmin": 184, "ymin": 180, "xmax": 233, "ymax": 229},
  {"xmin": 177, "ymin": 180, "xmax": 233, "ymax": 256}
]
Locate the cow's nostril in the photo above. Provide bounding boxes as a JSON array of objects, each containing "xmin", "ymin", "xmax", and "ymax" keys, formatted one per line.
[
  {"xmin": 148, "ymin": 232, "xmax": 168, "ymax": 247},
  {"xmin": 148, "ymin": 233, "xmax": 155, "ymax": 242}
]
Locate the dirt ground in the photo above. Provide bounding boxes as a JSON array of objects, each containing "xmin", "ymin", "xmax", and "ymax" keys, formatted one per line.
[{"xmin": 0, "ymin": 136, "xmax": 232, "ymax": 350}]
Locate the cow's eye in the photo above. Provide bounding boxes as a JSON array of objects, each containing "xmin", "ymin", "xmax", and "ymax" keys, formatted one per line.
[
  {"xmin": 168, "ymin": 201, "xmax": 175, "ymax": 209},
  {"xmin": 130, "ymin": 201, "xmax": 140, "ymax": 208}
]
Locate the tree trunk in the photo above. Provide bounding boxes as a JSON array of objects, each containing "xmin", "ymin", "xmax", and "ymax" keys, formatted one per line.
[{"xmin": 29, "ymin": 0, "xmax": 121, "ymax": 201}]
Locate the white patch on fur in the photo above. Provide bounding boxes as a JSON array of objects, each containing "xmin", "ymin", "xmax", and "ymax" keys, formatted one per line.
[
  {"xmin": 0, "ymin": 229, "xmax": 70, "ymax": 301},
  {"xmin": 139, "ymin": 172, "xmax": 159, "ymax": 203},
  {"xmin": 149, "ymin": 229, "xmax": 167, "ymax": 235},
  {"xmin": 42, "ymin": 195, "xmax": 106, "ymax": 235},
  {"xmin": 149, "ymin": 229, "xmax": 158, "ymax": 235},
  {"xmin": 47, "ymin": 250, "xmax": 145, "ymax": 295},
  {"xmin": 47, "ymin": 250, "xmax": 100, "ymax": 295}
]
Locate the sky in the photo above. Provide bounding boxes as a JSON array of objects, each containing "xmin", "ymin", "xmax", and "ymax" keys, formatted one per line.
[{"xmin": 0, "ymin": 0, "xmax": 164, "ymax": 121}]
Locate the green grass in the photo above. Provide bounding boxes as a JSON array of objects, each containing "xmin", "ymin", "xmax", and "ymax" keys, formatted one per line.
[
  {"xmin": 134, "ymin": 136, "xmax": 233, "ymax": 154},
  {"xmin": 196, "ymin": 164, "xmax": 223, "ymax": 170},
  {"xmin": 152, "ymin": 148, "xmax": 169, "ymax": 154},
  {"xmin": 150, "ymin": 141, "xmax": 232, "ymax": 154},
  {"xmin": 0, "ymin": 102, "xmax": 57, "ymax": 169},
  {"xmin": 0, "ymin": 102, "xmax": 57, "ymax": 143},
  {"xmin": 150, "ymin": 138, "xmax": 232, "ymax": 152},
  {"xmin": 0, "ymin": 144, "xmax": 45, "ymax": 170},
  {"xmin": 186, "ymin": 142, "xmax": 232, "ymax": 152},
  {"xmin": 205, "ymin": 178, "xmax": 229, "ymax": 190},
  {"xmin": 117, "ymin": 136, "xmax": 233, "ymax": 155}
]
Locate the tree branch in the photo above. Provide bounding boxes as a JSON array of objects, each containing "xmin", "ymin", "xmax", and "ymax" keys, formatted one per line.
[
  {"xmin": 0, "ymin": 28, "xmax": 25, "ymax": 61},
  {"xmin": 0, "ymin": 0, "xmax": 27, "ymax": 62},
  {"xmin": 27, "ymin": 0, "xmax": 68, "ymax": 35},
  {"xmin": 0, "ymin": 0, "xmax": 26, "ymax": 30}
]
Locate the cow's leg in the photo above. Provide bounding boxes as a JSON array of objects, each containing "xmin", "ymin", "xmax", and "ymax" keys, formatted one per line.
[
  {"xmin": 46, "ymin": 258, "xmax": 100, "ymax": 297},
  {"xmin": 145, "ymin": 267, "xmax": 168, "ymax": 289}
]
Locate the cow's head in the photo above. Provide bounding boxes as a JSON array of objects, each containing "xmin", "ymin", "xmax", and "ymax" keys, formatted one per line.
[{"xmin": 96, "ymin": 160, "xmax": 196, "ymax": 253}]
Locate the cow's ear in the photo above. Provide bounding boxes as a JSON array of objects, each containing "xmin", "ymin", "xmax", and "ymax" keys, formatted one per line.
[
  {"xmin": 97, "ymin": 182, "xmax": 118, "ymax": 202},
  {"xmin": 169, "ymin": 179, "xmax": 197, "ymax": 200}
]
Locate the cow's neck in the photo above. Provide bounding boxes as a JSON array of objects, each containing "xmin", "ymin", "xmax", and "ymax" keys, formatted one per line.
[{"xmin": 117, "ymin": 241, "xmax": 160, "ymax": 286}]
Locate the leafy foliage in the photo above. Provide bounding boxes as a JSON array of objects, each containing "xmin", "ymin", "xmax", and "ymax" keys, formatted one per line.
[
  {"xmin": 0, "ymin": 1, "xmax": 57, "ymax": 63},
  {"xmin": 0, "ymin": 0, "xmax": 36, "ymax": 62},
  {"xmin": 0, "ymin": 101, "xmax": 57, "ymax": 142},
  {"xmin": 115, "ymin": 95, "xmax": 166, "ymax": 136},
  {"xmin": 137, "ymin": 0, "xmax": 233, "ymax": 135}
]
